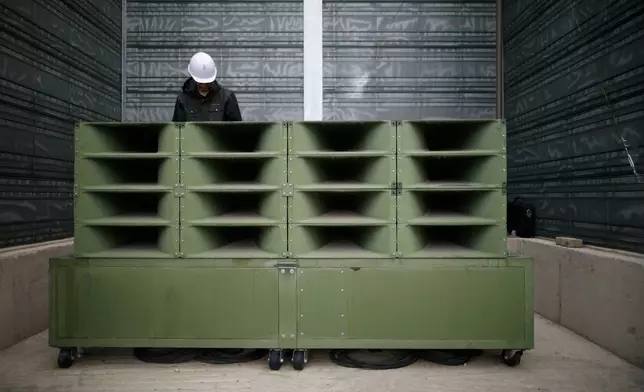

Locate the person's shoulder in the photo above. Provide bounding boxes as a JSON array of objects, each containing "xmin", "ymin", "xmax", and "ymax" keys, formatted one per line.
[
  {"xmin": 176, "ymin": 90, "xmax": 191, "ymax": 103},
  {"xmin": 218, "ymin": 84, "xmax": 237, "ymax": 99}
]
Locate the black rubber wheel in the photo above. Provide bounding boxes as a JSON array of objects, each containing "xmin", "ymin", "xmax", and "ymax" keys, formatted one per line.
[
  {"xmin": 292, "ymin": 350, "xmax": 306, "ymax": 371},
  {"xmin": 57, "ymin": 349, "xmax": 75, "ymax": 369},
  {"xmin": 268, "ymin": 350, "xmax": 282, "ymax": 371},
  {"xmin": 501, "ymin": 350, "xmax": 523, "ymax": 367}
]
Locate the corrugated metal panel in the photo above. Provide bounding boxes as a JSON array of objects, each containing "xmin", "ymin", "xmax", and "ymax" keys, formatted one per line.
[
  {"xmin": 125, "ymin": 0, "xmax": 303, "ymax": 121},
  {"xmin": 323, "ymin": 0, "xmax": 498, "ymax": 120},
  {"xmin": 0, "ymin": 0, "xmax": 122, "ymax": 248},
  {"xmin": 504, "ymin": 0, "xmax": 644, "ymax": 252}
]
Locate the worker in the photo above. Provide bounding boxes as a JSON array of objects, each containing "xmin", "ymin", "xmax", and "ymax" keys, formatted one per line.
[{"xmin": 172, "ymin": 52, "xmax": 242, "ymax": 122}]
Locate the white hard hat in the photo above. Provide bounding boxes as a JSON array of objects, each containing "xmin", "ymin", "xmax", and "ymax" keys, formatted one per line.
[{"xmin": 188, "ymin": 52, "xmax": 217, "ymax": 83}]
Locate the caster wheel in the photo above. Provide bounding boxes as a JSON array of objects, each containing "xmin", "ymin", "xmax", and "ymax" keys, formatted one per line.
[
  {"xmin": 292, "ymin": 350, "xmax": 306, "ymax": 371},
  {"xmin": 501, "ymin": 349, "xmax": 523, "ymax": 367},
  {"xmin": 57, "ymin": 348, "xmax": 76, "ymax": 369},
  {"xmin": 268, "ymin": 350, "xmax": 283, "ymax": 371}
]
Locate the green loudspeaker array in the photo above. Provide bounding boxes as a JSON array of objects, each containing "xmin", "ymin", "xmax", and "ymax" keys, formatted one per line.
[
  {"xmin": 54, "ymin": 119, "xmax": 533, "ymax": 368},
  {"xmin": 180, "ymin": 122, "xmax": 288, "ymax": 258},
  {"xmin": 289, "ymin": 121, "xmax": 397, "ymax": 258},
  {"xmin": 397, "ymin": 119, "xmax": 507, "ymax": 258},
  {"xmin": 73, "ymin": 123, "xmax": 180, "ymax": 258}
]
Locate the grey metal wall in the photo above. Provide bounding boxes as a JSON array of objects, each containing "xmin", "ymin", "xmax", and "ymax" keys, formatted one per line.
[
  {"xmin": 125, "ymin": 0, "xmax": 303, "ymax": 121},
  {"xmin": 0, "ymin": 0, "xmax": 122, "ymax": 248},
  {"xmin": 323, "ymin": 0, "xmax": 498, "ymax": 120},
  {"xmin": 504, "ymin": 0, "xmax": 644, "ymax": 252}
]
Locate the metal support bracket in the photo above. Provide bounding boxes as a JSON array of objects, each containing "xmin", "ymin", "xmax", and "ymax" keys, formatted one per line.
[
  {"xmin": 281, "ymin": 183, "xmax": 294, "ymax": 197},
  {"xmin": 173, "ymin": 184, "xmax": 186, "ymax": 197},
  {"xmin": 391, "ymin": 182, "xmax": 402, "ymax": 196}
]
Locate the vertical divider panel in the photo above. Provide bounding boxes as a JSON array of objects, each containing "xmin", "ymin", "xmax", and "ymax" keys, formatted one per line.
[
  {"xmin": 278, "ymin": 266, "xmax": 298, "ymax": 349},
  {"xmin": 394, "ymin": 120, "xmax": 401, "ymax": 256},
  {"xmin": 285, "ymin": 121, "xmax": 292, "ymax": 258},
  {"xmin": 177, "ymin": 122, "xmax": 184, "ymax": 257}
]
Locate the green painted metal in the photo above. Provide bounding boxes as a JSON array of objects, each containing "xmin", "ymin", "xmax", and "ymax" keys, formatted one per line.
[
  {"xmin": 53, "ymin": 119, "xmax": 533, "ymax": 352},
  {"xmin": 75, "ymin": 122, "xmax": 180, "ymax": 155},
  {"xmin": 181, "ymin": 225, "xmax": 287, "ymax": 259},
  {"xmin": 182, "ymin": 122, "xmax": 287, "ymax": 155},
  {"xmin": 295, "ymin": 257, "xmax": 533, "ymax": 349},
  {"xmin": 398, "ymin": 189, "xmax": 505, "ymax": 225},
  {"xmin": 290, "ymin": 121, "xmax": 396, "ymax": 191},
  {"xmin": 395, "ymin": 119, "xmax": 508, "ymax": 258},
  {"xmin": 278, "ymin": 263, "xmax": 299, "ymax": 348},
  {"xmin": 291, "ymin": 190, "xmax": 396, "ymax": 225},
  {"xmin": 289, "ymin": 224, "xmax": 397, "ymax": 259},
  {"xmin": 49, "ymin": 258, "xmax": 279, "ymax": 348},
  {"xmin": 397, "ymin": 224, "xmax": 507, "ymax": 258},
  {"xmin": 49, "ymin": 257, "xmax": 533, "ymax": 350},
  {"xmin": 290, "ymin": 121, "xmax": 396, "ymax": 154},
  {"xmin": 398, "ymin": 119, "xmax": 506, "ymax": 153},
  {"xmin": 73, "ymin": 122, "xmax": 181, "ymax": 258}
]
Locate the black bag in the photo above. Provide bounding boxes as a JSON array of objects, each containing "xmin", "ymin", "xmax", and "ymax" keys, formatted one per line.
[{"xmin": 507, "ymin": 197, "xmax": 536, "ymax": 238}]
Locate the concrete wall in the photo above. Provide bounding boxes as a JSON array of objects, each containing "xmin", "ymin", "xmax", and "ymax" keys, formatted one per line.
[
  {"xmin": 0, "ymin": 240, "xmax": 73, "ymax": 350},
  {"xmin": 509, "ymin": 237, "xmax": 644, "ymax": 369}
]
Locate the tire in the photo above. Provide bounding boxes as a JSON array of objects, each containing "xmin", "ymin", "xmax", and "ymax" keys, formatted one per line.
[
  {"xmin": 501, "ymin": 350, "xmax": 523, "ymax": 367},
  {"xmin": 57, "ymin": 349, "xmax": 75, "ymax": 369},
  {"xmin": 268, "ymin": 350, "xmax": 282, "ymax": 371},
  {"xmin": 292, "ymin": 350, "xmax": 306, "ymax": 371}
]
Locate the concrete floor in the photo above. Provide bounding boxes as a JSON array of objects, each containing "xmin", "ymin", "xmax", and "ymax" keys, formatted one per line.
[{"xmin": 0, "ymin": 316, "xmax": 643, "ymax": 392}]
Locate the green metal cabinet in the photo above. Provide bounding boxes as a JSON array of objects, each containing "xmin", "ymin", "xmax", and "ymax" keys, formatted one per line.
[{"xmin": 51, "ymin": 119, "xmax": 533, "ymax": 354}]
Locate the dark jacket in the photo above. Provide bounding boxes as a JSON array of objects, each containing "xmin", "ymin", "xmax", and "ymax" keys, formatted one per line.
[{"xmin": 172, "ymin": 78, "xmax": 242, "ymax": 122}]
